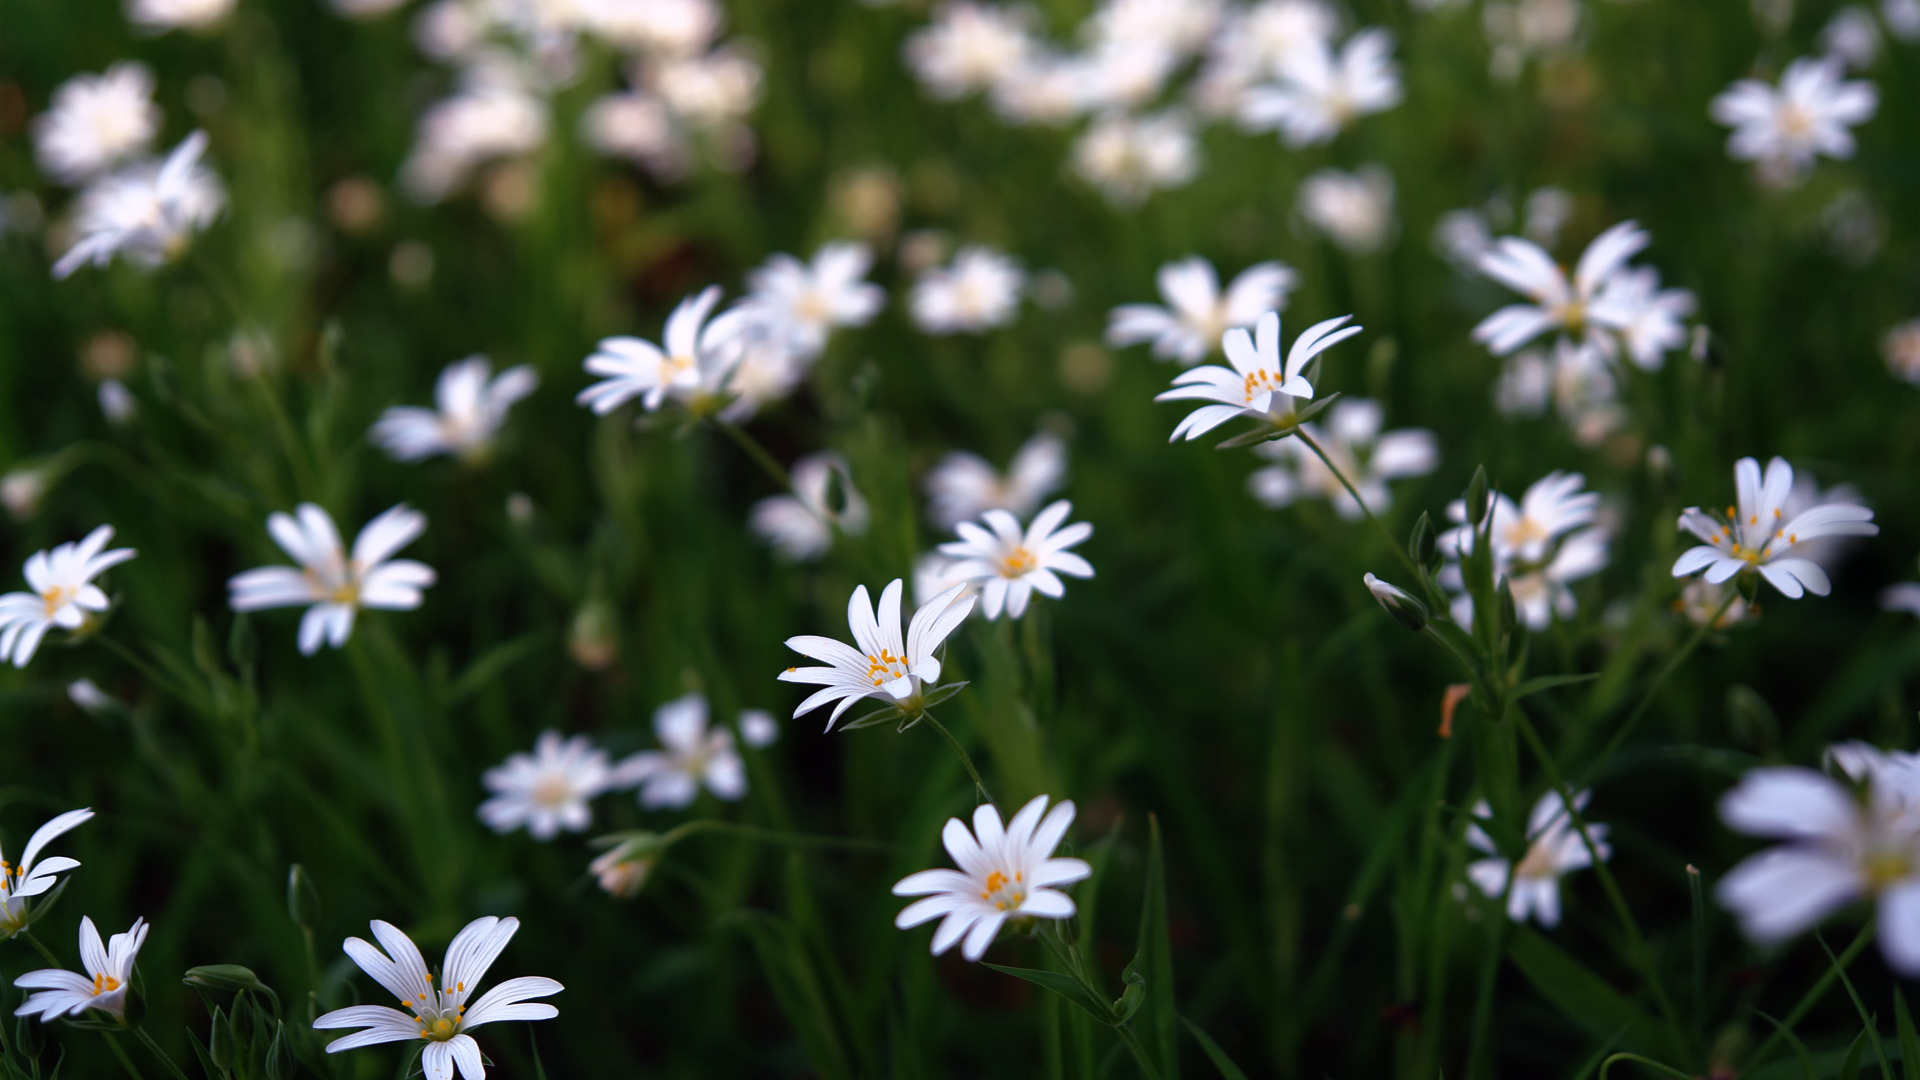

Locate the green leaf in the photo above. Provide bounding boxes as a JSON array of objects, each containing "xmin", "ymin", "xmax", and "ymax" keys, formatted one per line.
[
  {"xmin": 1839, "ymin": 1027, "xmax": 1869, "ymax": 1080},
  {"xmin": 720, "ymin": 911, "xmax": 854, "ymax": 1080},
  {"xmin": 1180, "ymin": 1016, "xmax": 1250, "ymax": 1080},
  {"xmin": 982, "ymin": 963, "xmax": 1113, "ymax": 1023},
  {"xmin": 1820, "ymin": 933, "xmax": 1891, "ymax": 1080},
  {"xmin": 1753, "ymin": 1011, "xmax": 1814, "ymax": 1080},
  {"xmin": 836, "ymin": 703, "xmax": 907, "ymax": 731},
  {"xmin": 1123, "ymin": 814, "xmax": 1180, "ymax": 1079},
  {"xmin": 1899, "ymin": 989, "xmax": 1920, "ymax": 1080},
  {"xmin": 1511, "ymin": 673, "xmax": 1601, "ymax": 702},
  {"xmin": 1568, "ymin": 1026, "xmax": 1632, "ymax": 1080},
  {"xmin": 443, "ymin": 630, "xmax": 547, "ymax": 706},
  {"xmin": 1507, "ymin": 928, "xmax": 1670, "ymax": 1058}
]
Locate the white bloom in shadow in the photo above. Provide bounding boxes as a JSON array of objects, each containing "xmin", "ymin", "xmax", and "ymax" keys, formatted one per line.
[
  {"xmin": 613, "ymin": 693, "xmax": 746, "ymax": 809},
  {"xmin": 479, "ymin": 732, "xmax": 614, "ymax": 840},
  {"xmin": 0, "ymin": 526, "xmax": 136, "ymax": 667},
  {"xmin": 0, "ymin": 808, "xmax": 94, "ymax": 934},
  {"xmin": 1106, "ymin": 257, "xmax": 1296, "ymax": 366},
  {"xmin": 938, "ymin": 500, "xmax": 1094, "ymax": 620},
  {"xmin": 894, "ymin": 795, "xmax": 1091, "ymax": 961},
  {"xmin": 15, "ymin": 916, "xmax": 147, "ymax": 1022},
  {"xmin": 925, "ymin": 431, "xmax": 1067, "ymax": 530},
  {"xmin": 1465, "ymin": 791, "xmax": 1608, "ymax": 927},
  {"xmin": 228, "ymin": 504, "xmax": 436, "ymax": 655},
  {"xmin": 373, "ymin": 356, "xmax": 538, "ymax": 463}
]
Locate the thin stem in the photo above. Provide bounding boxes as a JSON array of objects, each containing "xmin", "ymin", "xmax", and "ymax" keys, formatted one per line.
[
  {"xmin": 1297, "ymin": 430, "xmax": 1424, "ymax": 583},
  {"xmin": 1598, "ymin": 1053, "xmax": 1695, "ymax": 1080},
  {"xmin": 922, "ymin": 711, "xmax": 997, "ymax": 811},
  {"xmin": 1114, "ymin": 1023, "xmax": 1168, "ymax": 1080},
  {"xmin": 94, "ymin": 634, "xmax": 197, "ymax": 707},
  {"xmin": 1463, "ymin": 822, "xmax": 1517, "ymax": 1080},
  {"xmin": 1740, "ymin": 922, "xmax": 1875, "ymax": 1072},
  {"xmin": 1578, "ymin": 591, "xmax": 1737, "ymax": 786},
  {"xmin": 654, "ymin": 819, "xmax": 894, "ymax": 853},
  {"xmin": 709, "ymin": 418, "xmax": 791, "ymax": 490},
  {"xmin": 102, "ymin": 1032, "xmax": 147, "ymax": 1080},
  {"xmin": 132, "ymin": 1027, "xmax": 192, "ymax": 1080},
  {"xmin": 17, "ymin": 928, "xmax": 63, "ymax": 968}
]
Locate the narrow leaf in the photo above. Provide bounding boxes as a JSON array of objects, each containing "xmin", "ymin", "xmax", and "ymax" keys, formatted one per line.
[
  {"xmin": 982, "ymin": 963, "xmax": 1113, "ymax": 1023},
  {"xmin": 1180, "ymin": 1016, "xmax": 1250, "ymax": 1080}
]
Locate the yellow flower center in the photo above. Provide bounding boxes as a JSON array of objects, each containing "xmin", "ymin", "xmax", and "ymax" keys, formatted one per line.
[
  {"xmin": 998, "ymin": 546, "xmax": 1037, "ymax": 578},
  {"xmin": 1866, "ymin": 849, "xmax": 1914, "ymax": 893},
  {"xmin": 532, "ymin": 774, "xmax": 573, "ymax": 808},
  {"xmin": 866, "ymin": 648, "xmax": 909, "ymax": 688},
  {"xmin": 979, "ymin": 868, "xmax": 1027, "ymax": 911},
  {"xmin": 1514, "ymin": 839, "xmax": 1559, "ymax": 881},
  {"xmin": 1241, "ymin": 368, "xmax": 1282, "ymax": 404},
  {"xmin": 92, "ymin": 973, "xmax": 120, "ymax": 996},
  {"xmin": 1778, "ymin": 103, "xmax": 1813, "ymax": 138},
  {"xmin": 41, "ymin": 585, "xmax": 72, "ymax": 618}
]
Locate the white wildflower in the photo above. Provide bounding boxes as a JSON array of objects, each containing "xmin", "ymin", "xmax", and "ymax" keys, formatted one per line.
[
  {"xmin": 0, "ymin": 526, "xmax": 136, "ymax": 667},
  {"xmin": 371, "ymin": 356, "xmax": 539, "ymax": 463},
  {"xmin": 749, "ymin": 452, "xmax": 871, "ymax": 562},
  {"xmin": 1672, "ymin": 456, "xmax": 1877, "ymax": 599},
  {"xmin": 14, "ymin": 916, "xmax": 148, "ymax": 1022},
  {"xmin": 1466, "ymin": 791, "xmax": 1609, "ymax": 927},
  {"xmin": 779, "ymin": 579, "xmax": 975, "ymax": 730},
  {"xmin": 478, "ymin": 732, "xmax": 615, "ymax": 840},
  {"xmin": 32, "ymin": 64, "xmax": 160, "ymax": 185},
  {"xmin": 893, "ymin": 795, "xmax": 1090, "ymax": 961},
  {"xmin": 1106, "ymin": 256, "xmax": 1297, "ymax": 366},
  {"xmin": 613, "ymin": 693, "xmax": 746, "ymax": 808},
  {"xmin": 227, "ymin": 504, "xmax": 436, "ymax": 655},
  {"xmin": 938, "ymin": 500, "xmax": 1094, "ymax": 620}
]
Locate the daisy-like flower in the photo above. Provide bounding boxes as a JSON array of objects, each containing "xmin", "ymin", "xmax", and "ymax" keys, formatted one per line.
[
  {"xmin": 1677, "ymin": 578, "xmax": 1753, "ymax": 629},
  {"xmin": 1248, "ymin": 398, "xmax": 1436, "ymax": 519},
  {"xmin": 1672, "ymin": 456, "xmax": 1878, "ymax": 599},
  {"xmin": 576, "ymin": 286, "xmax": 744, "ymax": 413},
  {"xmin": 1465, "ymin": 790, "xmax": 1609, "ymax": 927},
  {"xmin": 904, "ymin": 2, "xmax": 1037, "ymax": 100},
  {"xmin": 779, "ymin": 579, "xmax": 976, "ymax": 730},
  {"xmin": 1237, "ymin": 28, "xmax": 1402, "ymax": 147},
  {"xmin": 1106, "ymin": 256, "xmax": 1297, "ymax": 365},
  {"xmin": 54, "ymin": 131, "xmax": 225, "ymax": 279},
  {"xmin": 1717, "ymin": 755, "xmax": 1920, "ymax": 972},
  {"xmin": 14, "ymin": 916, "xmax": 148, "ymax": 1022},
  {"xmin": 1588, "ymin": 265, "xmax": 1696, "ymax": 372},
  {"xmin": 749, "ymin": 451, "xmax": 871, "ymax": 562},
  {"xmin": 0, "ymin": 526, "xmax": 136, "ymax": 667},
  {"xmin": 925, "ymin": 432, "xmax": 1067, "ymax": 530},
  {"xmin": 1472, "ymin": 220, "xmax": 1649, "ymax": 357},
  {"xmin": 1069, "ymin": 109, "xmax": 1200, "ymax": 207},
  {"xmin": 126, "ymin": 0, "xmax": 236, "ymax": 31},
  {"xmin": 893, "ymin": 795, "xmax": 1091, "ymax": 961},
  {"xmin": 1156, "ymin": 310, "xmax": 1361, "ymax": 442},
  {"xmin": 938, "ymin": 500, "xmax": 1093, "ymax": 621},
  {"xmin": 1296, "ymin": 165, "xmax": 1396, "ymax": 255},
  {"xmin": 227, "ymin": 504, "xmax": 436, "ymax": 655},
  {"xmin": 312, "ymin": 916, "xmax": 562, "ymax": 1080},
  {"xmin": 1709, "ymin": 57, "xmax": 1878, "ymax": 187},
  {"xmin": 737, "ymin": 242, "xmax": 885, "ymax": 358},
  {"xmin": 909, "ymin": 246, "xmax": 1025, "ymax": 335},
  {"xmin": 478, "ymin": 732, "xmax": 614, "ymax": 840},
  {"xmin": 1438, "ymin": 471, "xmax": 1609, "ymax": 630},
  {"xmin": 371, "ymin": 356, "xmax": 538, "ymax": 463},
  {"xmin": 32, "ymin": 64, "xmax": 160, "ymax": 185},
  {"xmin": 0, "ymin": 808, "xmax": 94, "ymax": 935},
  {"xmin": 612, "ymin": 693, "xmax": 746, "ymax": 809}
]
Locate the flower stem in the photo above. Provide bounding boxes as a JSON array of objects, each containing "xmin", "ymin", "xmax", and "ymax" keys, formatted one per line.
[
  {"xmin": 102, "ymin": 1031, "xmax": 146, "ymax": 1080},
  {"xmin": 1739, "ymin": 922, "xmax": 1875, "ymax": 1073},
  {"xmin": 17, "ymin": 928, "xmax": 62, "ymax": 968},
  {"xmin": 1598, "ymin": 1053, "xmax": 1696, "ymax": 1080},
  {"xmin": 922, "ymin": 711, "xmax": 997, "ymax": 811},
  {"xmin": 132, "ymin": 1027, "xmax": 192, "ymax": 1080},
  {"xmin": 654, "ymin": 819, "xmax": 894, "ymax": 853},
  {"xmin": 1296, "ymin": 430, "xmax": 1424, "ymax": 583},
  {"xmin": 709, "ymin": 418, "xmax": 791, "ymax": 490},
  {"xmin": 1579, "ymin": 591, "xmax": 1737, "ymax": 786}
]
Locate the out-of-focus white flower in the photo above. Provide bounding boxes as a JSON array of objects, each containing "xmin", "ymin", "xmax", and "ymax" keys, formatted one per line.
[
  {"xmin": 988, "ymin": 51, "xmax": 1093, "ymax": 125},
  {"xmin": 649, "ymin": 44, "xmax": 762, "ymax": 126},
  {"xmin": 1472, "ymin": 220, "xmax": 1648, "ymax": 357},
  {"xmin": 750, "ymin": 452, "xmax": 871, "ymax": 562},
  {"xmin": 1881, "ymin": 559, "xmax": 1920, "ymax": 618},
  {"xmin": 905, "ymin": 2, "xmax": 1036, "ymax": 100},
  {"xmin": 779, "ymin": 579, "xmax": 975, "ymax": 729},
  {"xmin": 738, "ymin": 242, "xmax": 884, "ymax": 358},
  {"xmin": 893, "ymin": 795, "xmax": 1090, "ymax": 961},
  {"xmin": 0, "ymin": 808, "xmax": 94, "ymax": 935},
  {"xmin": 1077, "ymin": 41, "xmax": 1181, "ymax": 112},
  {"xmin": 739, "ymin": 709, "xmax": 779, "ymax": 748},
  {"xmin": 127, "ymin": 0, "xmax": 235, "ymax": 32},
  {"xmin": 329, "ymin": 0, "xmax": 412, "ymax": 17},
  {"xmin": 98, "ymin": 380, "xmax": 138, "ymax": 425},
  {"xmin": 914, "ymin": 552, "xmax": 976, "ymax": 609},
  {"xmin": 14, "ymin": 916, "xmax": 147, "ymax": 1021},
  {"xmin": 1673, "ymin": 456, "xmax": 1877, "ymax": 599},
  {"xmin": 1157, "ymin": 311, "xmax": 1360, "ymax": 441},
  {"xmin": 1089, "ymin": 0, "xmax": 1223, "ymax": 55},
  {"xmin": 1070, "ymin": 110, "xmax": 1199, "ymax": 206},
  {"xmin": 372, "ymin": 356, "xmax": 538, "ymax": 463},
  {"xmin": 577, "ymin": 286, "xmax": 745, "ymax": 413},
  {"xmin": 1493, "ymin": 338, "xmax": 1626, "ymax": 447},
  {"xmin": 614, "ymin": 693, "xmax": 746, "ymax": 809},
  {"xmin": 228, "ymin": 504, "xmax": 436, "ymax": 655},
  {"xmin": 400, "ymin": 76, "xmax": 548, "ymax": 202},
  {"xmin": 1248, "ymin": 398, "xmax": 1436, "ymax": 518},
  {"xmin": 1677, "ymin": 578, "xmax": 1752, "ymax": 629},
  {"xmin": 0, "ymin": 527, "xmax": 135, "ymax": 668},
  {"xmin": 1190, "ymin": 0, "xmax": 1339, "ymax": 115},
  {"xmin": 579, "ymin": 0, "xmax": 721, "ymax": 54},
  {"xmin": 1588, "ymin": 265, "xmax": 1696, "ymax": 371},
  {"xmin": 478, "ymin": 732, "xmax": 614, "ymax": 840},
  {"xmin": 55, "ymin": 132, "xmax": 225, "ymax": 279},
  {"xmin": 1434, "ymin": 209, "xmax": 1495, "ymax": 267},
  {"xmin": 312, "ymin": 917, "xmax": 562, "ymax": 1079},
  {"xmin": 32, "ymin": 64, "xmax": 159, "ymax": 185},
  {"xmin": 1885, "ymin": 319, "xmax": 1920, "ymax": 384},
  {"xmin": 581, "ymin": 91, "xmax": 687, "ymax": 177},
  {"xmin": 1710, "ymin": 58, "xmax": 1878, "ymax": 188},
  {"xmin": 1297, "ymin": 165, "xmax": 1395, "ymax": 254},
  {"xmin": 1238, "ymin": 28, "xmax": 1401, "ymax": 147},
  {"xmin": 925, "ymin": 432, "xmax": 1067, "ymax": 529},
  {"xmin": 1466, "ymin": 791, "xmax": 1609, "ymax": 927},
  {"xmin": 1886, "ymin": 0, "xmax": 1920, "ymax": 39},
  {"xmin": 1482, "ymin": 0, "xmax": 1582, "ymax": 79},
  {"xmin": 1440, "ymin": 471, "xmax": 1609, "ymax": 629},
  {"xmin": 1820, "ymin": 6, "xmax": 1882, "ymax": 68},
  {"xmin": 1, "ymin": 468, "xmax": 50, "ymax": 521},
  {"xmin": 910, "ymin": 246, "xmax": 1025, "ymax": 334},
  {"xmin": 67, "ymin": 679, "xmax": 118, "ymax": 714},
  {"xmin": 1107, "ymin": 257, "xmax": 1296, "ymax": 366},
  {"xmin": 938, "ymin": 500, "xmax": 1093, "ymax": 620}
]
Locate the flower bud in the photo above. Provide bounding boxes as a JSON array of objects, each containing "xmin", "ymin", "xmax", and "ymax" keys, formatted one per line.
[
  {"xmin": 1364, "ymin": 573, "xmax": 1428, "ymax": 632},
  {"xmin": 184, "ymin": 965, "xmax": 274, "ymax": 998},
  {"xmin": 1465, "ymin": 466, "xmax": 1490, "ymax": 526},
  {"xmin": 589, "ymin": 834, "xmax": 665, "ymax": 899},
  {"xmin": 287, "ymin": 865, "xmax": 321, "ymax": 930},
  {"xmin": 1496, "ymin": 577, "xmax": 1517, "ymax": 637},
  {"xmin": 1407, "ymin": 512, "xmax": 1436, "ymax": 566}
]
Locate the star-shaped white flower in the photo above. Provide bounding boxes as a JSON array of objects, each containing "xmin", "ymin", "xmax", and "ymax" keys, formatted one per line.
[
  {"xmin": 0, "ymin": 808, "xmax": 94, "ymax": 935},
  {"xmin": 1106, "ymin": 256, "xmax": 1297, "ymax": 365},
  {"xmin": 478, "ymin": 732, "xmax": 614, "ymax": 841},
  {"xmin": 1248, "ymin": 398, "xmax": 1436, "ymax": 519},
  {"xmin": 1710, "ymin": 57, "xmax": 1878, "ymax": 187},
  {"xmin": 738, "ymin": 241, "xmax": 884, "ymax": 358},
  {"xmin": 909, "ymin": 246, "xmax": 1025, "ymax": 335},
  {"xmin": 925, "ymin": 432, "xmax": 1068, "ymax": 530},
  {"xmin": 372, "ymin": 356, "xmax": 538, "ymax": 463},
  {"xmin": 14, "ymin": 916, "xmax": 148, "ymax": 1022},
  {"xmin": 937, "ymin": 500, "xmax": 1094, "ymax": 620},
  {"xmin": 312, "ymin": 916, "xmax": 562, "ymax": 1080},
  {"xmin": 1472, "ymin": 220, "xmax": 1649, "ymax": 357},
  {"xmin": 576, "ymin": 286, "xmax": 744, "ymax": 413},
  {"xmin": 893, "ymin": 795, "xmax": 1091, "ymax": 961},
  {"xmin": 1587, "ymin": 265, "xmax": 1696, "ymax": 372},
  {"xmin": 54, "ymin": 131, "xmax": 225, "ymax": 279},
  {"xmin": 749, "ymin": 452, "xmax": 870, "ymax": 563},
  {"xmin": 1465, "ymin": 790, "xmax": 1609, "ymax": 927},
  {"xmin": 1439, "ymin": 471, "xmax": 1609, "ymax": 630},
  {"xmin": 904, "ymin": 2, "xmax": 1037, "ymax": 100},
  {"xmin": 227, "ymin": 504, "xmax": 436, "ymax": 655},
  {"xmin": 32, "ymin": 63, "xmax": 159, "ymax": 185},
  {"xmin": 1672, "ymin": 456, "xmax": 1878, "ymax": 599},
  {"xmin": 613, "ymin": 693, "xmax": 747, "ymax": 809},
  {"xmin": 779, "ymin": 579, "xmax": 975, "ymax": 730},
  {"xmin": 0, "ymin": 526, "xmax": 136, "ymax": 668},
  {"xmin": 1237, "ymin": 28, "xmax": 1402, "ymax": 147},
  {"xmin": 1156, "ymin": 310, "xmax": 1360, "ymax": 442}
]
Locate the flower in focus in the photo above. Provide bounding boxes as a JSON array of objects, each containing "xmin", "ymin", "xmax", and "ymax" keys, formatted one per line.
[
  {"xmin": 1238, "ymin": 28, "xmax": 1402, "ymax": 147},
  {"xmin": 893, "ymin": 795, "xmax": 1091, "ymax": 961},
  {"xmin": 1465, "ymin": 790, "xmax": 1609, "ymax": 927},
  {"xmin": 1884, "ymin": 318, "xmax": 1920, "ymax": 385},
  {"xmin": 576, "ymin": 286, "xmax": 745, "ymax": 413},
  {"xmin": 228, "ymin": 504, "xmax": 436, "ymax": 655},
  {"xmin": 372, "ymin": 356, "xmax": 539, "ymax": 463},
  {"xmin": 126, "ymin": 0, "xmax": 235, "ymax": 32},
  {"xmin": 749, "ymin": 451, "xmax": 871, "ymax": 562},
  {"xmin": 1472, "ymin": 220, "xmax": 1649, "ymax": 357},
  {"xmin": 736, "ymin": 242, "xmax": 885, "ymax": 358},
  {"xmin": 910, "ymin": 246, "xmax": 1026, "ymax": 334},
  {"xmin": 0, "ymin": 526, "xmax": 136, "ymax": 667},
  {"xmin": 312, "ymin": 916, "xmax": 562, "ymax": 1080},
  {"xmin": 613, "ymin": 693, "xmax": 746, "ymax": 809},
  {"xmin": 1672, "ymin": 456, "xmax": 1878, "ymax": 599},
  {"xmin": 1106, "ymin": 256, "xmax": 1297, "ymax": 365},
  {"xmin": 779, "ymin": 579, "xmax": 975, "ymax": 730},
  {"xmin": 478, "ymin": 732, "xmax": 615, "ymax": 840},
  {"xmin": 1070, "ymin": 110, "xmax": 1199, "ymax": 206},
  {"xmin": 13, "ymin": 916, "xmax": 148, "ymax": 1022},
  {"xmin": 1297, "ymin": 165, "xmax": 1395, "ymax": 254},
  {"xmin": 925, "ymin": 431, "xmax": 1068, "ymax": 530},
  {"xmin": 1709, "ymin": 57, "xmax": 1878, "ymax": 188},
  {"xmin": 32, "ymin": 64, "xmax": 160, "ymax": 185},
  {"xmin": 1156, "ymin": 310, "xmax": 1361, "ymax": 442},
  {"xmin": 1248, "ymin": 398, "xmax": 1436, "ymax": 519},
  {"xmin": 0, "ymin": 808, "xmax": 94, "ymax": 935},
  {"xmin": 938, "ymin": 500, "xmax": 1094, "ymax": 620},
  {"xmin": 1439, "ymin": 471, "xmax": 1609, "ymax": 629},
  {"xmin": 54, "ymin": 131, "xmax": 225, "ymax": 279}
]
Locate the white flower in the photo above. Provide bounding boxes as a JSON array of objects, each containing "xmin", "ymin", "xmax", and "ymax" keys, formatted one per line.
[
  {"xmin": 1106, "ymin": 257, "xmax": 1297, "ymax": 366},
  {"xmin": 0, "ymin": 808, "xmax": 94, "ymax": 934},
  {"xmin": 893, "ymin": 795, "xmax": 1091, "ymax": 961},
  {"xmin": 0, "ymin": 526, "xmax": 136, "ymax": 667},
  {"xmin": 14, "ymin": 916, "xmax": 148, "ymax": 1022},
  {"xmin": 1709, "ymin": 57, "xmax": 1878, "ymax": 187},
  {"xmin": 914, "ymin": 552, "xmax": 976, "ymax": 609},
  {"xmin": 904, "ymin": 2, "xmax": 1036, "ymax": 100},
  {"xmin": 312, "ymin": 916, "xmax": 562, "ymax": 1080},
  {"xmin": 126, "ymin": 0, "xmax": 235, "ymax": 31},
  {"xmin": 1717, "ymin": 760, "xmax": 1920, "ymax": 973},
  {"xmin": 576, "ymin": 286, "xmax": 744, "ymax": 413},
  {"xmin": 910, "ymin": 246, "xmax": 1025, "ymax": 335},
  {"xmin": 400, "ymin": 79, "xmax": 548, "ymax": 202},
  {"xmin": 581, "ymin": 91, "xmax": 687, "ymax": 178},
  {"xmin": 1472, "ymin": 220, "xmax": 1648, "ymax": 357},
  {"xmin": 1587, "ymin": 265, "xmax": 1696, "ymax": 371},
  {"xmin": 709, "ymin": 321, "xmax": 809, "ymax": 421},
  {"xmin": 1672, "ymin": 456, "xmax": 1878, "ymax": 599},
  {"xmin": 925, "ymin": 432, "xmax": 1067, "ymax": 530},
  {"xmin": 32, "ymin": 64, "xmax": 160, "ymax": 185},
  {"xmin": 1439, "ymin": 471, "xmax": 1608, "ymax": 629},
  {"xmin": 739, "ymin": 709, "xmax": 779, "ymax": 748},
  {"xmin": 1297, "ymin": 165, "xmax": 1395, "ymax": 254},
  {"xmin": 228, "ymin": 504, "xmax": 437, "ymax": 655},
  {"xmin": 1089, "ymin": 0, "xmax": 1223, "ymax": 55},
  {"xmin": 1677, "ymin": 578, "xmax": 1752, "ymax": 629},
  {"xmin": 749, "ymin": 452, "xmax": 870, "ymax": 562},
  {"xmin": 1887, "ymin": 0, "xmax": 1920, "ymax": 41},
  {"xmin": 1820, "ymin": 6, "xmax": 1883, "ymax": 68},
  {"xmin": 99, "ymin": 380, "xmax": 138, "ymax": 425},
  {"xmin": 938, "ymin": 500, "xmax": 1093, "ymax": 620},
  {"xmin": 1248, "ymin": 398, "xmax": 1436, "ymax": 519},
  {"xmin": 1494, "ymin": 338, "xmax": 1627, "ymax": 447},
  {"xmin": 372, "ymin": 356, "xmax": 538, "ymax": 463},
  {"xmin": 577, "ymin": 0, "xmax": 722, "ymax": 54},
  {"xmin": 478, "ymin": 732, "xmax": 614, "ymax": 840},
  {"xmin": 779, "ymin": 579, "xmax": 975, "ymax": 730},
  {"xmin": 613, "ymin": 693, "xmax": 746, "ymax": 808},
  {"xmin": 1070, "ymin": 110, "xmax": 1199, "ymax": 207},
  {"xmin": 1466, "ymin": 791, "xmax": 1609, "ymax": 927},
  {"xmin": 650, "ymin": 45, "xmax": 763, "ymax": 127},
  {"xmin": 54, "ymin": 132, "xmax": 225, "ymax": 279},
  {"xmin": 1238, "ymin": 28, "xmax": 1402, "ymax": 147},
  {"xmin": 738, "ymin": 242, "xmax": 884, "ymax": 358},
  {"xmin": 1156, "ymin": 310, "xmax": 1361, "ymax": 442},
  {"xmin": 1884, "ymin": 318, "xmax": 1920, "ymax": 385}
]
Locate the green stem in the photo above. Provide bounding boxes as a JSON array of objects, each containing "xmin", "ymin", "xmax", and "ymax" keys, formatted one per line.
[
  {"xmin": 653, "ymin": 819, "xmax": 894, "ymax": 853},
  {"xmin": 1578, "ymin": 591, "xmax": 1736, "ymax": 786},
  {"xmin": 1297, "ymin": 430, "xmax": 1424, "ymax": 583},
  {"xmin": 17, "ymin": 928, "xmax": 63, "ymax": 968},
  {"xmin": 1598, "ymin": 1053, "xmax": 1695, "ymax": 1080},
  {"xmin": 94, "ymin": 634, "xmax": 198, "ymax": 708},
  {"xmin": 709, "ymin": 418, "xmax": 791, "ymax": 490},
  {"xmin": 1463, "ymin": 825, "xmax": 1517, "ymax": 1080},
  {"xmin": 1115, "ymin": 1023, "xmax": 1169, "ymax": 1080},
  {"xmin": 922, "ymin": 711, "xmax": 997, "ymax": 811},
  {"xmin": 102, "ymin": 1032, "xmax": 146, "ymax": 1080},
  {"xmin": 132, "ymin": 1027, "xmax": 192, "ymax": 1080},
  {"xmin": 1740, "ymin": 922, "xmax": 1875, "ymax": 1072}
]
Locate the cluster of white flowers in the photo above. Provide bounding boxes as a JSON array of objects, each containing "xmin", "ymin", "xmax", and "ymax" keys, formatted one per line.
[
  {"xmin": 1248, "ymin": 399, "xmax": 1437, "ymax": 519},
  {"xmin": 1439, "ymin": 471, "xmax": 1610, "ymax": 630}
]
